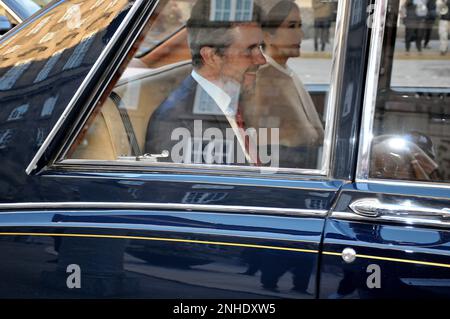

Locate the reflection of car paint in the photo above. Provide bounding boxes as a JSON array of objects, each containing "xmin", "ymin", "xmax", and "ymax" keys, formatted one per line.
[{"xmin": 0, "ymin": 0, "xmax": 448, "ymax": 299}]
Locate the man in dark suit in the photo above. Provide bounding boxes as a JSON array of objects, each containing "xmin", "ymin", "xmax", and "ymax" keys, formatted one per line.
[{"xmin": 145, "ymin": 0, "xmax": 267, "ymax": 166}]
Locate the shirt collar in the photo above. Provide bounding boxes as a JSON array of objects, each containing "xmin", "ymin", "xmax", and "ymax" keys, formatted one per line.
[{"xmin": 191, "ymin": 70, "xmax": 239, "ymax": 116}]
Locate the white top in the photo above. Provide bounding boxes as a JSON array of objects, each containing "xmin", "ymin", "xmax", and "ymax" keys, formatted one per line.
[{"xmin": 191, "ymin": 70, "xmax": 252, "ymax": 163}]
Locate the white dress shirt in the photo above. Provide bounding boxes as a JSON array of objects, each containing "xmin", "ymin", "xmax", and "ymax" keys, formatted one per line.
[{"xmin": 191, "ymin": 70, "xmax": 252, "ymax": 163}]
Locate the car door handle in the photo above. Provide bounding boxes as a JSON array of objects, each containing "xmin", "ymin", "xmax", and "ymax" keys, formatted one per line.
[
  {"xmin": 117, "ymin": 150, "xmax": 169, "ymax": 162},
  {"xmin": 349, "ymin": 198, "xmax": 450, "ymax": 220}
]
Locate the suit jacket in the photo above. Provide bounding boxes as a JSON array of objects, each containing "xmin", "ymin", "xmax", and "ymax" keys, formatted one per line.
[{"xmin": 145, "ymin": 75, "xmax": 245, "ymax": 165}]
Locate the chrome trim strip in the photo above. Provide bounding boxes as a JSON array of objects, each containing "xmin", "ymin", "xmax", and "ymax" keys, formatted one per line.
[
  {"xmin": 356, "ymin": 0, "xmax": 388, "ymax": 181},
  {"xmin": 44, "ymin": 171, "xmax": 340, "ymax": 191},
  {"xmin": 356, "ymin": 178, "xmax": 450, "ymax": 190},
  {"xmin": 320, "ymin": 0, "xmax": 350, "ymax": 176},
  {"xmin": 0, "ymin": 1, "xmax": 23, "ymax": 23},
  {"xmin": 58, "ymin": 159, "xmax": 325, "ymax": 177},
  {"xmin": 25, "ymin": 0, "xmax": 155, "ymax": 175},
  {"xmin": 331, "ymin": 211, "xmax": 450, "ymax": 228},
  {"xmin": 0, "ymin": 202, "xmax": 328, "ymax": 217}
]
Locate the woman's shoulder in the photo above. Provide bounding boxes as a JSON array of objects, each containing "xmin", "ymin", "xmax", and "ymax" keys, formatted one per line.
[{"xmin": 257, "ymin": 64, "xmax": 292, "ymax": 83}]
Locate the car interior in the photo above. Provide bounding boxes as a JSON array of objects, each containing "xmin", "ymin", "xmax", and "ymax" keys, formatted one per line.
[{"xmin": 69, "ymin": 1, "xmax": 331, "ymax": 170}]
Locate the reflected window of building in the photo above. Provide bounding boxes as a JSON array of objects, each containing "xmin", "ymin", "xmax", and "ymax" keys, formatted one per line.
[
  {"xmin": 211, "ymin": 0, "xmax": 254, "ymax": 21},
  {"xmin": 36, "ymin": 127, "xmax": 46, "ymax": 147},
  {"xmin": 0, "ymin": 129, "xmax": 14, "ymax": 149},
  {"xmin": 0, "ymin": 61, "xmax": 31, "ymax": 90},
  {"xmin": 34, "ymin": 51, "xmax": 63, "ymax": 83},
  {"xmin": 212, "ymin": 0, "xmax": 231, "ymax": 21},
  {"xmin": 40, "ymin": 95, "xmax": 58, "ymax": 117},
  {"xmin": 26, "ymin": 16, "xmax": 51, "ymax": 36},
  {"xmin": 7, "ymin": 104, "xmax": 29, "ymax": 121},
  {"xmin": 63, "ymin": 34, "xmax": 95, "ymax": 70}
]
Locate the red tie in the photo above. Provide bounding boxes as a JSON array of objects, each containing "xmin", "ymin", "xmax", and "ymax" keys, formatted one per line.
[{"xmin": 236, "ymin": 106, "xmax": 260, "ymax": 166}]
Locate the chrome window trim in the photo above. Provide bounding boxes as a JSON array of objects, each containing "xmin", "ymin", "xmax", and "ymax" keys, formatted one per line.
[
  {"xmin": 320, "ymin": 0, "xmax": 350, "ymax": 176},
  {"xmin": 355, "ymin": 0, "xmax": 450, "ymax": 189},
  {"xmin": 25, "ymin": 0, "xmax": 155, "ymax": 175},
  {"xmin": 58, "ymin": 158, "xmax": 326, "ymax": 177},
  {"xmin": 331, "ymin": 211, "xmax": 450, "ymax": 229},
  {"xmin": 44, "ymin": 169, "xmax": 344, "ymax": 190},
  {"xmin": 0, "ymin": 202, "xmax": 328, "ymax": 218},
  {"xmin": 358, "ymin": 179, "xmax": 450, "ymax": 190},
  {"xmin": 0, "ymin": 0, "xmax": 22, "ymax": 24},
  {"xmin": 356, "ymin": 0, "xmax": 387, "ymax": 182},
  {"xmin": 27, "ymin": 0, "xmax": 352, "ymax": 178}
]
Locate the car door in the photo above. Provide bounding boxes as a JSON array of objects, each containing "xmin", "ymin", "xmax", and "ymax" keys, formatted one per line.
[
  {"xmin": 319, "ymin": 0, "xmax": 450, "ymax": 298},
  {"xmin": 0, "ymin": 0, "xmax": 367, "ymax": 298}
]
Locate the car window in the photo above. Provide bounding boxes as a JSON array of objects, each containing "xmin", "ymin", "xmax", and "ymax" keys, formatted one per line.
[
  {"xmin": 368, "ymin": 0, "xmax": 450, "ymax": 183},
  {"xmin": 66, "ymin": 0, "xmax": 341, "ymax": 174}
]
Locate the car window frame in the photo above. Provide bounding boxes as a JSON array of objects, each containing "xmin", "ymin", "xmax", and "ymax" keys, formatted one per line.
[
  {"xmin": 356, "ymin": 0, "xmax": 450, "ymax": 190},
  {"xmin": 27, "ymin": 0, "xmax": 351, "ymax": 181}
]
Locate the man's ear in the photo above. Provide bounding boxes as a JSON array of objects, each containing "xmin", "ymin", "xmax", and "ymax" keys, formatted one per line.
[{"xmin": 200, "ymin": 46, "xmax": 221, "ymax": 68}]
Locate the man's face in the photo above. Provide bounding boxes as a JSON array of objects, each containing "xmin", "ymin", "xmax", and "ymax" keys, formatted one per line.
[{"xmin": 218, "ymin": 24, "xmax": 266, "ymax": 93}]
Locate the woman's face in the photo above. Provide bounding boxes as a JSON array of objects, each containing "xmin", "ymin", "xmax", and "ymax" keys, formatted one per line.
[{"xmin": 266, "ymin": 7, "xmax": 303, "ymax": 60}]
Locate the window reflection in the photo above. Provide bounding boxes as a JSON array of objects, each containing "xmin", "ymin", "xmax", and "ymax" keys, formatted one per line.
[
  {"xmin": 7, "ymin": 103, "xmax": 29, "ymax": 121},
  {"xmin": 370, "ymin": 0, "xmax": 450, "ymax": 183}
]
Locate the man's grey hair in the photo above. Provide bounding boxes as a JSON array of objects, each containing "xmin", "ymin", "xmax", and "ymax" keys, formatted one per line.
[{"xmin": 186, "ymin": 0, "xmax": 263, "ymax": 68}]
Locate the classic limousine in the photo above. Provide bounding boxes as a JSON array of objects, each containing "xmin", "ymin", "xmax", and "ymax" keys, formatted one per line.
[{"xmin": 0, "ymin": 0, "xmax": 448, "ymax": 298}]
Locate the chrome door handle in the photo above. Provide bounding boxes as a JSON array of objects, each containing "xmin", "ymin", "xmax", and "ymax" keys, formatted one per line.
[
  {"xmin": 349, "ymin": 198, "xmax": 450, "ymax": 220},
  {"xmin": 117, "ymin": 150, "xmax": 169, "ymax": 162}
]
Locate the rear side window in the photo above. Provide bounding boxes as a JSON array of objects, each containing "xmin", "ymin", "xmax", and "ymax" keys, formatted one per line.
[{"xmin": 366, "ymin": 0, "xmax": 450, "ymax": 183}]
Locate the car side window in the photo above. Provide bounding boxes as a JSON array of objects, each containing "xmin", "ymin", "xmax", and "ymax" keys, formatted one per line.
[
  {"xmin": 368, "ymin": 0, "xmax": 450, "ymax": 183},
  {"xmin": 66, "ymin": 0, "xmax": 341, "ymax": 174}
]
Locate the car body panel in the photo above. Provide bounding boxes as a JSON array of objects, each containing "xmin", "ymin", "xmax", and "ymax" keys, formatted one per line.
[
  {"xmin": 0, "ymin": 0, "xmax": 448, "ymax": 299},
  {"xmin": 320, "ymin": 183, "xmax": 450, "ymax": 298}
]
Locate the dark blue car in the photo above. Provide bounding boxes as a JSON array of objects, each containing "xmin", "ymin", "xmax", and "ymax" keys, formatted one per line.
[{"xmin": 0, "ymin": 0, "xmax": 448, "ymax": 298}]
